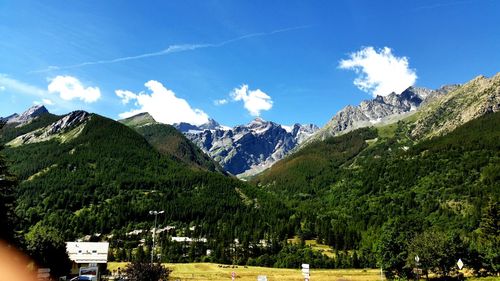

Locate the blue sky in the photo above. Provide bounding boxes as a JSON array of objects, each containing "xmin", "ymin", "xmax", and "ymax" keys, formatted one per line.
[{"xmin": 1, "ymin": 0, "xmax": 499, "ymax": 127}]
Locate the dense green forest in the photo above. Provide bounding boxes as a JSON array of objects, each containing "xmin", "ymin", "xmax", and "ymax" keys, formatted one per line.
[
  {"xmin": 255, "ymin": 111, "xmax": 500, "ymax": 276},
  {"xmin": 126, "ymin": 121, "xmax": 224, "ymax": 173},
  {"xmin": 0, "ymin": 115, "xmax": 292, "ymax": 266},
  {"xmin": 1, "ymin": 108, "xmax": 498, "ymax": 278}
]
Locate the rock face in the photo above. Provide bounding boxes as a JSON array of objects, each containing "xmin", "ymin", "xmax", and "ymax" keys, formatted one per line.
[
  {"xmin": 174, "ymin": 118, "xmax": 224, "ymax": 133},
  {"xmin": 174, "ymin": 118, "xmax": 319, "ymax": 176},
  {"xmin": 2, "ymin": 105, "xmax": 49, "ymax": 126},
  {"xmin": 44, "ymin": 111, "xmax": 90, "ymax": 135},
  {"xmin": 310, "ymin": 85, "xmax": 459, "ymax": 141},
  {"xmin": 411, "ymin": 74, "xmax": 500, "ymax": 138},
  {"xmin": 0, "ymin": 113, "xmax": 19, "ymax": 123},
  {"xmin": 8, "ymin": 110, "xmax": 90, "ymax": 146}
]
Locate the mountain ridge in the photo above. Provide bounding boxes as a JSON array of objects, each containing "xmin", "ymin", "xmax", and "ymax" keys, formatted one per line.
[
  {"xmin": 119, "ymin": 112, "xmax": 225, "ymax": 173},
  {"xmin": 308, "ymin": 84, "xmax": 460, "ymax": 143},
  {"xmin": 174, "ymin": 117, "xmax": 319, "ymax": 176}
]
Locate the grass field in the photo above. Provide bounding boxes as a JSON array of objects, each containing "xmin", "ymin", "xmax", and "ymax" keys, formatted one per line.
[
  {"xmin": 287, "ymin": 236, "xmax": 336, "ymax": 258},
  {"xmin": 108, "ymin": 262, "xmax": 382, "ymax": 281}
]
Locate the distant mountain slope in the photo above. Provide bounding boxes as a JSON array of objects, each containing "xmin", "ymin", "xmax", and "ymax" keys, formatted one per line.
[
  {"xmin": 410, "ymin": 74, "xmax": 500, "ymax": 138},
  {"xmin": 309, "ymin": 85, "xmax": 458, "ymax": 142},
  {"xmin": 119, "ymin": 113, "xmax": 224, "ymax": 173},
  {"xmin": 119, "ymin": 112, "xmax": 156, "ymax": 128},
  {"xmin": 255, "ymin": 109, "xmax": 499, "ymax": 251},
  {"xmin": 0, "ymin": 105, "xmax": 60, "ymax": 143},
  {"xmin": 259, "ymin": 73, "xmax": 500, "ymax": 188},
  {"xmin": 253, "ymin": 74, "xmax": 500, "ymax": 258},
  {"xmin": 175, "ymin": 118, "xmax": 319, "ymax": 177}
]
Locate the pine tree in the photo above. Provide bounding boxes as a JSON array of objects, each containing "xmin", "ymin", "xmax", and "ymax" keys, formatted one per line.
[{"xmin": 0, "ymin": 122, "xmax": 18, "ymax": 245}]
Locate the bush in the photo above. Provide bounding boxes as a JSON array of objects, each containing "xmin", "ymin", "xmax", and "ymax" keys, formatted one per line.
[{"xmin": 125, "ymin": 262, "xmax": 171, "ymax": 281}]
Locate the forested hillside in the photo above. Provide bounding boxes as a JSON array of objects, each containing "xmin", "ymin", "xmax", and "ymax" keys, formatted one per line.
[
  {"xmin": 1, "ymin": 114, "xmax": 292, "ymax": 264},
  {"xmin": 1, "ymin": 82, "xmax": 498, "ymax": 277},
  {"xmin": 119, "ymin": 113, "xmax": 224, "ymax": 173},
  {"xmin": 255, "ymin": 111, "xmax": 499, "ymax": 276}
]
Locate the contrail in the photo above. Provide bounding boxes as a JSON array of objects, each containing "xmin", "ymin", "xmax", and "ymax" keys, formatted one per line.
[
  {"xmin": 413, "ymin": 0, "xmax": 478, "ymax": 11},
  {"xmin": 32, "ymin": 25, "xmax": 311, "ymax": 73}
]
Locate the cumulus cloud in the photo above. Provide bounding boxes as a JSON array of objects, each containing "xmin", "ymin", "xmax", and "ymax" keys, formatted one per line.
[
  {"xmin": 213, "ymin": 99, "xmax": 228, "ymax": 106},
  {"xmin": 117, "ymin": 80, "xmax": 209, "ymax": 125},
  {"xmin": 115, "ymin": 90, "xmax": 137, "ymax": 105},
  {"xmin": 230, "ymin": 85, "xmax": 273, "ymax": 116},
  {"xmin": 48, "ymin": 75, "xmax": 101, "ymax": 103},
  {"xmin": 339, "ymin": 46, "xmax": 417, "ymax": 97}
]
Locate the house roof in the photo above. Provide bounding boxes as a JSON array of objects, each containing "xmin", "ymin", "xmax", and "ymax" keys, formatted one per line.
[{"xmin": 66, "ymin": 242, "xmax": 109, "ymax": 264}]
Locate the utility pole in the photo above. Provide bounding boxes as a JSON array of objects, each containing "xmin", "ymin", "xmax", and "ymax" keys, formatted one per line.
[
  {"xmin": 415, "ymin": 255, "xmax": 420, "ymax": 281},
  {"xmin": 149, "ymin": 210, "xmax": 164, "ymax": 263}
]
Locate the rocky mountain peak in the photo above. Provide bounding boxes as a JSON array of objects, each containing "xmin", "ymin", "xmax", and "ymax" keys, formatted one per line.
[
  {"xmin": 5, "ymin": 104, "xmax": 49, "ymax": 125},
  {"xmin": 46, "ymin": 110, "xmax": 90, "ymax": 135},
  {"xmin": 247, "ymin": 117, "xmax": 269, "ymax": 129},
  {"xmin": 177, "ymin": 118, "xmax": 319, "ymax": 176},
  {"xmin": 174, "ymin": 118, "xmax": 224, "ymax": 133},
  {"xmin": 198, "ymin": 118, "xmax": 221, "ymax": 130},
  {"xmin": 120, "ymin": 112, "xmax": 157, "ymax": 128},
  {"xmin": 21, "ymin": 104, "xmax": 48, "ymax": 118},
  {"xmin": 309, "ymin": 84, "xmax": 461, "ymax": 142},
  {"xmin": 7, "ymin": 110, "xmax": 90, "ymax": 146},
  {"xmin": 0, "ymin": 113, "xmax": 19, "ymax": 123}
]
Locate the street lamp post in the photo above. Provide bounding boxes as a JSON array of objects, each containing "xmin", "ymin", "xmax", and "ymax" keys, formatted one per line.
[
  {"xmin": 415, "ymin": 255, "xmax": 420, "ymax": 281},
  {"xmin": 149, "ymin": 210, "xmax": 164, "ymax": 263}
]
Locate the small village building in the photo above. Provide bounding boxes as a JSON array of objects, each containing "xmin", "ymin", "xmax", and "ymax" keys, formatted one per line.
[{"xmin": 66, "ymin": 242, "xmax": 109, "ymax": 279}]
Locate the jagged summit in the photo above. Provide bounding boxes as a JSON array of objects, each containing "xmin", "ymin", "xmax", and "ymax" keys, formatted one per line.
[
  {"xmin": 46, "ymin": 110, "xmax": 90, "ymax": 135},
  {"xmin": 0, "ymin": 113, "xmax": 19, "ymax": 123},
  {"xmin": 3, "ymin": 104, "xmax": 49, "ymax": 125},
  {"xmin": 309, "ymin": 84, "xmax": 460, "ymax": 142},
  {"xmin": 200, "ymin": 118, "xmax": 222, "ymax": 130},
  {"xmin": 174, "ymin": 118, "xmax": 224, "ymax": 133},
  {"xmin": 176, "ymin": 117, "xmax": 319, "ymax": 176},
  {"xmin": 7, "ymin": 110, "xmax": 91, "ymax": 146}
]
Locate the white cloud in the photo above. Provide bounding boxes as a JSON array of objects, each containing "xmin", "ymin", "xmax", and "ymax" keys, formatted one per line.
[
  {"xmin": 117, "ymin": 80, "xmax": 209, "ymax": 125},
  {"xmin": 339, "ymin": 46, "xmax": 417, "ymax": 97},
  {"xmin": 42, "ymin": 98, "xmax": 54, "ymax": 105},
  {"xmin": 48, "ymin": 75, "xmax": 101, "ymax": 103},
  {"xmin": 230, "ymin": 85, "xmax": 273, "ymax": 116},
  {"xmin": 32, "ymin": 99, "xmax": 54, "ymax": 106},
  {"xmin": 115, "ymin": 90, "xmax": 137, "ymax": 105},
  {"xmin": 213, "ymin": 99, "xmax": 228, "ymax": 106},
  {"xmin": 0, "ymin": 86, "xmax": 5, "ymax": 91},
  {"xmin": 0, "ymin": 74, "xmax": 47, "ymax": 97}
]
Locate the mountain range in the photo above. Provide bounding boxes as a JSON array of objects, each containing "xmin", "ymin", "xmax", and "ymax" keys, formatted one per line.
[
  {"xmin": 167, "ymin": 83, "xmax": 465, "ymax": 176},
  {"xmin": 307, "ymin": 84, "xmax": 459, "ymax": 142},
  {"xmin": 173, "ymin": 118, "xmax": 319, "ymax": 177},
  {"xmin": 0, "ymin": 72, "xmax": 499, "ymax": 271}
]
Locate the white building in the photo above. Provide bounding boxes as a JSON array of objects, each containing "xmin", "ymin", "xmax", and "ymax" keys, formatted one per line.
[{"xmin": 66, "ymin": 242, "xmax": 109, "ymax": 277}]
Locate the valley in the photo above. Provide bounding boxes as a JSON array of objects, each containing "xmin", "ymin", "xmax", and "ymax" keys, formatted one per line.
[{"xmin": 1, "ymin": 74, "xmax": 499, "ymax": 280}]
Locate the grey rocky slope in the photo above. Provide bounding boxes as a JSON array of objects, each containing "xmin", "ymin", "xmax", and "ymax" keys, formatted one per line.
[
  {"xmin": 410, "ymin": 74, "xmax": 500, "ymax": 139},
  {"xmin": 174, "ymin": 118, "xmax": 319, "ymax": 177},
  {"xmin": 309, "ymin": 85, "xmax": 459, "ymax": 142},
  {"xmin": 7, "ymin": 110, "xmax": 91, "ymax": 146},
  {"xmin": 1, "ymin": 105, "xmax": 49, "ymax": 126}
]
